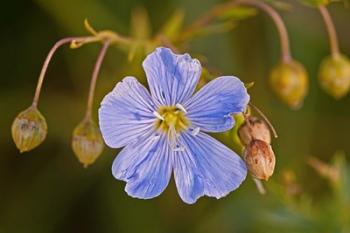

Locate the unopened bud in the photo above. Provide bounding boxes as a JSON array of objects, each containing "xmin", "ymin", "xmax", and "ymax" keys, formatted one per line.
[
  {"xmin": 238, "ymin": 116, "xmax": 271, "ymax": 145},
  {"xmin": 243, "ymin": 140, "xmax": 276, "ymax": 181},
  {"xmin": 269, "ymin": 60, "xmax": 309, "ymax": 109},
  {"xmin": 318, "ymin": 54, "xmax": 350, "ymax": 99},
  {"xmin": 11, "ymin": 106, "xmax": 48, "ymax": 153},
  {"xmin": 72, "ymin": 118, "xmax": 104, "ymax": 168}
]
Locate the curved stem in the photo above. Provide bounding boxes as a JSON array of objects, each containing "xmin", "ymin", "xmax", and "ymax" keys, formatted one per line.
[
  {"xmin": 184, "ymin": 0, "xmax": 291, "ymax": 62},
  {"xmin": 85, "ymin": 41, "xmax": 110, "ymax": 119},
  {"xmin": 32, "ymin": 36, "xmax": 95, "ymax": 107},
  {"xmin": 249, "ymin": 103, "xmax": 278, "ymax": 138},
  {"xmin": 241, "ymin": 0, "xmax": 291, "ymax": 62},
  {"xmin": 319, "ymin": 6, "xmax": 339, "ymax": 56}
]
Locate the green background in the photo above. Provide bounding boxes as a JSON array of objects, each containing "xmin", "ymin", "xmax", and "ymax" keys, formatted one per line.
[{"xmin": 0, "ymin": 0, "xmax": 349, "ymax": 232}]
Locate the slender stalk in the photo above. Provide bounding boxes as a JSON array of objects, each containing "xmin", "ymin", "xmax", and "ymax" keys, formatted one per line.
[
  {"xmin": 253, "ymin": 177, "xmax": 267, "ymax": 195},
  {"xmin": 183, "ymin": 0, "xmax": 291, "ymax": 62},
  {"xmin": 85, "ymin": 41, "xmax": 110, "ymax": 119},
  {"xmin": 319, "ymin": 6, "xmax": 339, "ymax": 56},
  {"xmin": 249, "ymin": 103, "xmax": 278, "ymax": 138},
  {"xmin": 32, "ymin": 36, "xmax": 95, "ymax": 107},
  {"xmin": 242, "ymin": 0, "xmax": 291, "ymax": 62}
]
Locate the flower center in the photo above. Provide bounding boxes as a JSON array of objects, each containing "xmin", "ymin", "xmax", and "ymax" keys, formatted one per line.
[{"xmin": 154, "ymin": 105, "xmax": 189, "ymax": 133}]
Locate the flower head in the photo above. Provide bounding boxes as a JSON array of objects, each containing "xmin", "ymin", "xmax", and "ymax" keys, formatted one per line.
[{"xmin": 99, "ymin": 47, "xmax": 250, "ymax": 204}]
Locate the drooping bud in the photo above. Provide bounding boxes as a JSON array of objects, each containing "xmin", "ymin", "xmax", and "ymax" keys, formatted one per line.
[
  {"xmin": 269, "ymin": 60, "xmax": 309, "ymax": 109},
  {"xmin": 318, "ymin": 54, "xmax": 350, "ymax": 99},
  {"xmin": 11, "ymin": 106, "xmax": 48, "ymax": 153},
  {"xmin": 72, "ymin": 118, "xmax": 104, "ymax": 168},
  {"xmin": 238, "ymin": 116, "xmax": 271, "ymax": 145},
  {"xmin": 243, "ymin": 140, "xmax": 276, "ymax": 181}
]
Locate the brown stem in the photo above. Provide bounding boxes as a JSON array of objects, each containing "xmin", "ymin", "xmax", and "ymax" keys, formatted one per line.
[
  {"xmin": 183, "ymin": 0, "xmax": 291, "ymax": 62},
  {"xmin": 238, "ymin": 0, "xmax": 291, "ymax": 62},
  {"xmin": 32, "ymin": 36, "xmax": 95, "ymax": 107},
  {"xmin": 85, "ymin": 41, "xmax": 110, "ymax": 119},
  {"xmin": 319, "ymin": 6, "xmax": 339, "ymax": 56}
]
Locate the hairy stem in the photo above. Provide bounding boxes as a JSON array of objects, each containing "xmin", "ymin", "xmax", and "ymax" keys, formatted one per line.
[
  {"xmin": 319, "ymin": 5, "xmax": 339, "ymax": 56},
  {"xmin": 85, "ymin": 41, "xmax": 110, "ymax": 119},
  {"xmin": 32, "ymin": 36, "xmax": 96, "ymax": 107},
  {"xmin": 184, "ymin": 0, "xmax": 291, "ymax": 62}
]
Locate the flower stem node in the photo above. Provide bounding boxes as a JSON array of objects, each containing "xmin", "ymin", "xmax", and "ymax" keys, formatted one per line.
[
  {"xmin": 243, "ymin": 139, "xmax": 276, "ymax": 181},
  {"xmin": 72, "ymin": 118, "xmax": 104, "ymax": 168},
  {"xmin": 269, "ymin": 60, "xmax": 309, "ymax": 109},
  {"xmin": 11, "ymin": 106, "xmax": 48, "ymax": 153},
  {"xmin": 318, "ymin": 54, "xmax": 350, "ymax": 99},
  {"xmin": 238, "ymin": 116, "xmax": 271, "ymax": 145}
]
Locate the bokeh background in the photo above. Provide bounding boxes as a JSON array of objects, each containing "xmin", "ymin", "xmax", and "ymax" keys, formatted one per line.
[{"xmin": 1, "ymin": 0, "xmax": 350, "ymax": 232}]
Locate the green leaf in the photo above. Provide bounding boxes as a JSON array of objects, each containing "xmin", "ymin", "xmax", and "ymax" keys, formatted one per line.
[
  {"xmin": 130, "ymin": 6, "xmax": 151, "ymax": 40},
  {"xmin": 159, "ymin": 9, "xmax": 185, "ymax": 41},
  {"xmin": 192, "ymin": 20, "xmax": 237, "ymax": 38},
  {"xmin": 218, "ymin": 6, "xmax": 257, "ymax": 21},
  {"xmin": 298, "ymin": 0, "xmax": 331, "ymax": 7}
]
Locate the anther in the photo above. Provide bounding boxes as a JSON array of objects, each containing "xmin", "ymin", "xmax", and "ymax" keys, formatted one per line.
[
  {"xmin": 173, "ymin": 146, "xmax": 185, "ymax": 152},
  {"xmin": 153, "ymin": 111, "xmax": 164, "ymax": 120},
  {"xmin": 175, "ymin": 103, "xmax": 187, "ymax": 113},
  {"xmin": 191, "ymin": 127, "xmax": 200, "ymax": 136}
]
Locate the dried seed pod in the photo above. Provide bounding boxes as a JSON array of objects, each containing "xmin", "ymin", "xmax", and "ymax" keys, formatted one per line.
[
  {"xmin": 243, "ymin": 140, "xmax": 276, "ymax": 181},
  {"xmin": 318, "ymin": 54, "xmax": 350, "ymax": 99},
  {"xmin": 238, "ymin": 116, "xmax": 271, "ymax": 145},
  {"xmin": 72, "ymin": 118, "xmax": 104, "ymax": 168},
  {"xmin": 269, "ymin": 60, "xmax": 309, "ymax": 109},
  {"xmin": 11, "ymin": 106, "xmax": 48, "ymax": 153}
]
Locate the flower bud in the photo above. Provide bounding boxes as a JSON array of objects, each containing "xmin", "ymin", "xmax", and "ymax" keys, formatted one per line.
[
  {"xmin": 243, "ymin": 140, "xmax": 275, "ymax": 181},
  {"xmin": 11, "ymin": 106, "xmax": 48, "ymax": 153},
  {"xmin": 318, "ymin": 54, "xmax": 350, "ymax": 99},
  {"xmin": 72, "ymin": 118, "xmax": 104, "ymax": 168},
  {"xmin": 269, "ymin": 60, "xmax": 309, "ymax": 109},
  {"xmin": 238, "ymin": 116, "xmax": 271, "ymax": 145}
]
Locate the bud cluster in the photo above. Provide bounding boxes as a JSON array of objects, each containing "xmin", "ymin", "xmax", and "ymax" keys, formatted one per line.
[{"xmin": 239, "ymin": 116, "xmax": 276, "ymax": 181}]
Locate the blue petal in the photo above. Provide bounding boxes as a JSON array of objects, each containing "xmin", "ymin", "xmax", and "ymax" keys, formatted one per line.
[
  {"xmin": 184, "ymin": 76, "xmax": 249, "ymax": 133},
  {"xmin": 112, "ymin": 133, "xmax": 172, "ymax": 199},
  {"xmin": 98, "ymin": 76, "xmax": 156, "ymax": 148},
  {"xmin": 173, "ymin": 132, "xmax": 247, "ymax": 204},
  {"xmin": 143, "ymin": 47, "xmax": 202, "ymax": 106}
]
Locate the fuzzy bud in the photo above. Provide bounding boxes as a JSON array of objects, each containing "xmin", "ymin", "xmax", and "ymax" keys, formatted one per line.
[
  {"xmin": 243, "ymin": 140, "xmax": 276, "ymax": 181},
  {"xmin": 238, "ymin": 116, "xmax": 271, "ymax": 145},
  {"xmin": 318, "ymin": 54, "xmax": 350, "ymax": 99},
  {"xmin": 72, "ymin": 118, "xmax": 104, "ymax": 168},
  {"xmin": 269, "ymin": 60, "xmax": 309, "ymax": 109},
  {"xmin": 11, "ymin": 106, "xmax": 47, "ymax": 153}
]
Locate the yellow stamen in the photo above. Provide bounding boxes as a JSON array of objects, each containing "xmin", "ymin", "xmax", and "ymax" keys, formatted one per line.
[{"xmin": 155, "ymin": 106, "xmax": 190, "ymax": 134}]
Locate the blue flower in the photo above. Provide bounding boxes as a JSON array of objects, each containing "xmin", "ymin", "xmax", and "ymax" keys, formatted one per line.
[{"xmin": 98, "ymin": 47, "xmax": 250, "ymax": 204}]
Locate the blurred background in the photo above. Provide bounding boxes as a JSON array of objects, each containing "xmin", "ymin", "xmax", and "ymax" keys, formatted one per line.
[{"xmin": 0, "ymin": 0, "xmax": 350, "ymax": 232}]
